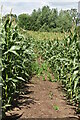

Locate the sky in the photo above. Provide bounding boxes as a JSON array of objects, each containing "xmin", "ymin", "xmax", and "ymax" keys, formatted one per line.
[{"xmin": 0, "ymin": 0, "xmax": 79, "ymax": 16}]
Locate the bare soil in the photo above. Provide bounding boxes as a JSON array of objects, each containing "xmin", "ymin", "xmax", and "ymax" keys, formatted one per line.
[
  {"xmin": 5, "ymin": 75, "xmax": 79, "ymax": 120},
  {"xmin": 4, "ymin": 57, "xmax": 79, "ymax": 120}
]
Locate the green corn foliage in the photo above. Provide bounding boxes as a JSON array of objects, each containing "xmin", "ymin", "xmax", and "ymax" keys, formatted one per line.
[
  {"xmin": 0, "ymin": 15, "xmax": 35, "ymax": 115},
  {"xmin": 37, "ymin": 30, "xmax": 80, "ymax": 113}
]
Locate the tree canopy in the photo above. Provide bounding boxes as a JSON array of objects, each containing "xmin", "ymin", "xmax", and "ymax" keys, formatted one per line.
[{"xmin": 17, "ymin": 6, "xmax": 77, "ymax": 32}]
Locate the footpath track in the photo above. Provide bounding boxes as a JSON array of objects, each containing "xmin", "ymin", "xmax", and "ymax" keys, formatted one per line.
[{"xmin": 5, "ymin": 58, "xmax": 79, "ymax": 120}]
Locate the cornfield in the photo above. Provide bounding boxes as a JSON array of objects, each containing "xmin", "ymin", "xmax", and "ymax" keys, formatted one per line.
[
  {"xmin": 0, "ymin": 15, "xmax": 35, "ymax": 115},
  {"xmin": 36, "ymin": 29, "xmax": 80, "ymax": 113},
  {"xmin": 0, "ymin": 13, "xmax": 80, "ymax": 117}
]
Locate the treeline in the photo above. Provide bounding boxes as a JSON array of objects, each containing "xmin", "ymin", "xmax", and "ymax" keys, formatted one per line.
[
  {"xmin": 18, "ymin": 6, "xmax": 77, "ymax": 32},
  {"xmin": 3, "ymin": 6, "xmax": 77, "ymax": 32}
]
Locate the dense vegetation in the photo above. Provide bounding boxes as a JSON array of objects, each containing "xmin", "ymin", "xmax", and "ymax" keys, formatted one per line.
[
  {"xmin": 18, "ymin": 6, "xmax": 77, "ymax": 32},
  {"xmin": 0, "ymin": 6, "xmax": 80, "ymax": 118},
  {"xmin": 36, "ymin": 29, "xmax": 80, "ymax": 113},
  {"xmin": 0, "ymin": 15, "xmax": 36, "ymax": 116},
  {"xmin": 26, "ymin": 30, "xmax": 66, "ymax": 41}
]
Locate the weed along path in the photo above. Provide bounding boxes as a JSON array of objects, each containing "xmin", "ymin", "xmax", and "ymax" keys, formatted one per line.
[{"xmin": 5, "ymin": 58, "xmax": 79, "ymax": 120}]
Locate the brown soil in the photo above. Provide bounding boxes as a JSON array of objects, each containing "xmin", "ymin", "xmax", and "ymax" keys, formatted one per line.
[
  {"xmin": 5, "ymin": 75, "xmax": 79, "ymax": 120},
  {"xmin": 4, "ymin": 57, "xmax": 79, "ymax": 120}
]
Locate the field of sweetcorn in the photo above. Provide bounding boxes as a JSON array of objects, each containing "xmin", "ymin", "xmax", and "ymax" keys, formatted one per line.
[{"xmin": 0, "ymin": 14, "xmax": 80, "ymax": 119}]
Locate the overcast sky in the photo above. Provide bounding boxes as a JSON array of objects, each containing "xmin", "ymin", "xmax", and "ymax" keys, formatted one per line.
[{"xmin": 0, "ymin": 0, "xmax": 79, "ymax": 16}]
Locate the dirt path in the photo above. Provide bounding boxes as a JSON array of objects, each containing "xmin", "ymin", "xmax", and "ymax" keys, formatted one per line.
[
  {"xmin": 5, "ymin": 57, "xmax": 79, "ymax": 120},
  {"xmin": 5, "ymin": 74, "xmax": 79, "ymax": 120}
]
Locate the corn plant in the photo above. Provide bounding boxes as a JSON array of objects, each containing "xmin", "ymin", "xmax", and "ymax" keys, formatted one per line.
[
  {"xmin": 0, "ymin": 15, "xmax": 35, "ymax": 116},
  {"xmin": 37, "ymin": 30, "xmax": 80, "ymax": 113}
]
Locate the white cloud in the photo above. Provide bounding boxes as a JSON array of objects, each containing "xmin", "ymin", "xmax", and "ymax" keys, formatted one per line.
[
  {"xmin": 0, "ymin": 0, "xmax": 40, "ymax": 3},
  {"xmin": 0, "ymin": 0, "xmax": 79, "ymax": 3},
  {"xmin": 0, "ymin": 0, "xmax": 79, "ymax": 15},
  {"xmin": 50, "ymin": 0, "xmax": 79, "ymax": 2}
]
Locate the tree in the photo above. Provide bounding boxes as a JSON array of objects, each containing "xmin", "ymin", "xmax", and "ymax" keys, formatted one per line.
[
  {"xmin": 18, "ymin": 14, "xmax": 31, "ymax": 30},
  {"xmin": 17, "ymin": 6, "xmax": 73, "ymax": 32},
  {"xmin": 48, "ymin": 9, "xmax": 58, "ymax": 29},
  {"xmin": 56, "ymin": 10, "xmax": 72, "ymax": 32}
]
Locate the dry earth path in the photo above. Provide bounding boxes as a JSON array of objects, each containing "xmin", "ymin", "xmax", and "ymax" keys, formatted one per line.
[
  {"xmin": 5, "ymin": 57, "xmax": 79, "ymax": 120},
  {"xmin": 5, "ymin": 75, "xmax": 79, "ymax": 120}
]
